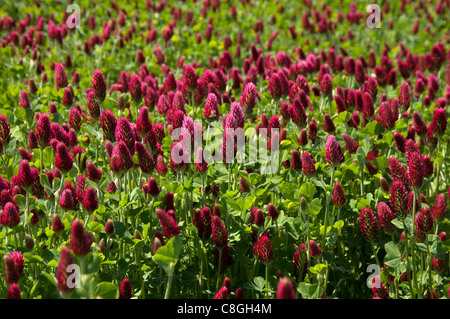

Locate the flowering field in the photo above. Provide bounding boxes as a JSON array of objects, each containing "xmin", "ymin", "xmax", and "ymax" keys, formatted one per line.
[{"xmin": 0, "ymin": 0, "xmax": 449, "ymax": 300}]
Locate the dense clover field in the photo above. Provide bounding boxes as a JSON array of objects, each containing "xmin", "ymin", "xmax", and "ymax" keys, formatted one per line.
[{"xmin": 0, "ymin": 0, "xmax": 449, "ymax": 300}]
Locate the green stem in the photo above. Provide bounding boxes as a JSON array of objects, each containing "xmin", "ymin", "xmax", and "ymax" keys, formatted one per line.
[
  {"xmin": 216, "ymin": 248, "xmax": 223, "ymax": 291},
  {"xmin": 164, "ymin": 263, "xmax": 176, "ymax": 299}
]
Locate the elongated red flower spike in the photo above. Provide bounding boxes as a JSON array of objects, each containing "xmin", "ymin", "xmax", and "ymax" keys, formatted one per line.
[
  {"xmin": 415, "ymin": 207, "xmax": 434, "ymax": 241},
  {"xmin": 342, "ymin": 133, "xmax": 360, "ymax": 154},
  {"xmin": 389, "ymin": 180, "xmax": 408, "ymax": 218},
  {"xmin": 135, "ymin": 141, "xmax": 155, "ymax": 174},
  {"xmin": 372, "ymin": 278, "xmax": 389, "ymax": 299},
  {"xmin": 70, "ymin": 218, "xmax": 93, "ymax": 256},
  {"xmin": 406, "ymin": 150, "xmax": 424, "ymax": 192},
  {"xmin": 230, "ymin": 102, "xmax": 245, "ymax": 129},
  {"xmin": 56, "ymin": 248, "xmax": 74, "ymax": 294},
  {"xmin": 86, "ymin": 161, "xmax": 102, "ymax": 183},
  {"xmin": 193, "ymin": 206, "xmax": 212, "ymax": 241},
  {"xmin": 309, "ymin": 240, "xmax": 322, "ymax": 258},
  {"xmin": 203, "ymin": 93, "xmax": 220, "ymax": 121},
  {"xmin": 323, "ymin": 113, "xmax": 336, "ymax": 133},
  {"xmin": 212, "ymin": 286, "xmax": 229, "ymax": 299},
  {"xmin": 269, "ymin": 72, "xmax": 282, "ymax": 101},
  {"xmin": 293, "ymin": 243, "xmax": 307, "ymax": 280},
  {"xmin": 335, "ymin": 95, "xmax": 346, "ymax": 113},
  {"xmin": 17, "ymin": 159, "xmax": 35, "ymax": 191},
  {"xmin": 115, "ymin": 117, "xmax": 136, "ymax": 155},
  {"xmin": 301, "ymin": 151, "xmax": 316, "ymax": 178},
  {"xmin": 69, "ymin": 108, "xmax": 82, "ymax": 132},
  {"xmin": 378, "ymin": 102, "xmax": 396, "ymax": 130},
  {"xmin": 195, "ymin": 147, "xmax": 208, "ymax": 174},
  {"xmin": 429, "ymin": 107, "xmax": 447, "ymax": 139},
  {"xmin": 6, "ymin": 283, "xmax": 21, "ymax": 299},
  {"xmin": 398, "ymin": 82, "xmax": 411, "ymax": 111},
  {"xmin": 55, "ymin": 142, "xmax": 73, "ymax": 174},
  {"xmin": 333, "ymin": 183, "xmax": 346, "ymax": 209},
  {"xmin": 388, "ymin": 157, "xmax": 409, "ymax": 187},
  {"xmin": 320, "ymin": 73, "xmax": 333, "ymax": 97},
  {"xmin": 393, "ymin": 132, "xmax": 406, "ymax": 153},
  {"xmin": 254, "ymin": 234, "xmax": 273, "ymax": 265},
  {"xmin": 156, "ymin": 154, "xmax": 168, "ymax": 175},
  {"xmin": 432, "ymin": 193, "xmax": 447, "ymax": 223},
  {"xmin": 354, "ymin": 60, "xmax": 365, "ymax": 85},
  {"xmin": 62, "ymin": 87, "xmax": 73, "ymax": 108},
  {"xmin": 119, "ymin": 278, "xmax": 132, "ymax": 299},
  {"xmin": 239, "ymin": 82, "xmax": 256, "ymax": 117},
  {"xmin": 92, "ymin": 69, "xmax": 106, "ymax": 103},
  {"xmin": 290, "ymin": 149, "xmax": 302, "ymax": 171},
  {"xmin": 156, "ymin": 208, "xmax": 181, "ymax": 239},
  {"xmin": 211, "ymin": 215, "xmax": 228, "ymax": 248},
  {"xmin": 298, "ymin": 129, "xmax": 308, "ymax": 146},
  {"xmin": 82, "ymin": 186, "xmax": 98, "ymax": 213},
  {"xmin": 20, "ymin": 90, "xmax": 30, "ymax": 109},
  {"xmin": 359, "ymin": 207, "xmax": 378, "ymax": 241},
  {"xmin": 52, "ymin": 213, "xmax": 65, "ymax": 233},
  {"xmin": 291, "ymin": 98, "xmax": 307, "ymax": 129},
  {"xmin": 0, "ymin": 114, "xmax": 11, "ymax": 147},
  {"xmin": 147, "ymin": 177, "xmax": 160, "ymax": 198},
  {"xmin": 325, "ymin": 135, "xmax": 344, "ymax": 168},
  {"xmin": 136, "ymin": 106, "xmax": 152, "ymax": 139},
  {"xmin": 59, "ymin": 189, "xmax": 74, "ymax": 211},
  {"xmin": 276, "ymin": 277, "xmax": 296, "ymax": 299},
  {"xmin": 267, "ymin": 202, "xmax": 279, "ymax": 221},
  {"xmin": 55, "ymin": 63, "xmax": 68, "ymax": 91},
  {"xmin": 377, "ymin": 202, "xmax": 396, "ymax": 234},
  {"xmin": 99, "ymin": 109, "xmax": 117, "ymax": 142}
]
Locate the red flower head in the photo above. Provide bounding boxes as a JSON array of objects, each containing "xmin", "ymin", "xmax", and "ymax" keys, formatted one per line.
[
  {"xmin": 359, "ymin": 207, "xmax": 378, "ymax": 241},
  {"xmin": 415, "ymin": 207, "xmax": 434, "ymax": 241},
  {"xmin": 335, "ymin": 95, "xmax": 346, "ymax": 113},
  {"xmin": 111, "ymin": 142, "xmax": 134, "ymax": 176},
  {"xmin": 291, "ymin": 98, "xmax": 307, "ymax": 129},
  {"xmin": 92, "ymin": 69, "xmax": 107, "ymax": 103},
  {"xmin": 377, "ymin": 202, "xmax": 396, "ymax": 234},
  {"xmin": 301, "ymin": 151, "xmax": 316, "ymax": 178},
  {"xmin": 211, "ymin": 215, "xmax": 228, "ymax": 248},
  {"xmin": 82, "ymin": 186, "xmax": 98, "ymax": 213},
  {"xmin": 372, "ymin": 279, "xmax": 389, "ymax": 299},
  {"xmin": 99, "ymin": 109, "xmax": 117, "ymax": 142},
  {"xmin": 354, "ymin": 60, "xmax": 365, "ymax": 85},
  {"xmin": 429, "ymin": 107, "xmax": 447, "ymax": 138},
  {"xmin": 269, "ymin": 72, "xmax": 282, "ymax": 101},
  {"xmin": 20, "ymin": 90, "xmax": 30, "ymax": 109},
  {"xmin": 119, "ymin": 278, "xmax": 132, "ymax": 299},
  {"xmin": 4, "ymin": 252, "xmax": 24, "ymax": 285},
  {"xmin": 332, "ymin": 183, "xmax": 346, "ymax": 209},
  {"xmin": 0, "ymin": 114, "xmax": 11, "ymax": 147},
  {"xmin": 52, "ymin": 214, "xmax": 65, "ymax": 233},
  {"xmin": 323, "ymin": 113, "xmax": 336, "ymax": 133},
  {"xmin": 136, "ymin": 107, "xmax": 152, "ymax": 139},
  {"xmin": 129, "ymin": 74, "xmax": 142, "ymax": 105},
  {"xmin": 55, "ymin": 142, "xmax": 73, "ymax": 174},
  {"xmin": 378, "ymin": 102, "xmax": 396, "ymax": 130},
  {"xmin": 156, "ymin": 154, "xmax": 168, "ymax": 175},
  {"xmin": 62, "ymin": 87, "xmax": 73, "ymax": 108},
  {"xmin": 212, "ymin": 286, "xmax": 229, "ymax": 299},
  {"xmin": 406, "ymin": 150, "xmax": 424, "ymax": 192},
  {"xmin": 390, "ymin": 180, "xmax": 408, "ymax": 218},
  {"xmin": 380, "ymin": 176, "xmax": 390, "ymax": 192},
  {"xmin": 309, "ymin": 239, "xmax": 322, "ymax": 258},
  {"xmin": 342, "ymin": 133, "xmax": 360, "ymax": 154},
  {"xmin": 230, "ymin": 102, "xmax": 245, "ymax": 129},
  {"xmin": 393, "ymin": 132, "xmax": 406, "ymax": 153},
  {"xmin": 70, "ymin": 218, "xmax": 93, "ymax": 256},
  {"xmin": 320, "ymin": 73, "xmax": 333, "ymax": 97},
  {"xmin": 239, "ymin": 82, "xmax": 257, "ymax": 117},
  {"xmin": 193, "ymin": 206, "xmax": 212, "ymax": 241},
  {"xmin": 276, "ymin": 277, "xmax": 296, "ymax": 299},
  {"xmin": 398, "ymin": 82, "xmax": 411, "ymax": 111},
  {"xmin": 254, "ymin": 234, "xmax": 273, "ymax": 264},
  {"xmin": 298, "ymin": 129, "xmax": 308, "ymax": 146},
  {"xmin": 195, "ymin": 147, "xmax": 208, "ymax": 173},
  {"xmin": 325, "ymin": 135, "xmax": 344, "ymax": 168},
  {"xmin": 6, "ymin": 283, "xmax": 21, "ymax": 299},
  {"xmin": 432, "ymin": 193, "xmax": 447, "ymax": 223},
  {"xmin": 69, "ymin": 108, "xmax": 82, "ymax": 132},
  {"xmin": 156, "ymin": 208, "xmax": 181, "ymax": 239},
  {"xmin": 267, "ymin": 202, "xmax": 279, "ymax": 221},
  {"xmin": 86, "ymin": 161, "xmax": 101, "ymax": 183},
  {"xmin": 59, "ymin": 189, "xmax": 74, "ymax": 211},
  {"xmin": 388, "ymin": 157, "xmax": 409, "ymax": 187},
  {"xmin": 17, "ymin": 159, "xmax": 35, "ymax": 191},
  {"xmin": 55, "ymin": 63, "xmax": 68, "ymax": 91},
  {"xmin": 147, "ymin": 177, "xmax": 160, "ymax": 198},
  {"xmin": 135, "ymin": 141, "xmax": 155, "ymax": 174},
  {"xmin": 1, "ymin": 202, "xmax": 20, "ymax": 229},
  {"xmin": 290, "ymin": 149, "xmax": 302, "ymax": 171},
  {"xmin": 115, "ymin": 117, "xmax": 136, "ymax": 155},
  {"xmin": 203, "ymin": 93, "xmax": 220, "ymax": 121}
]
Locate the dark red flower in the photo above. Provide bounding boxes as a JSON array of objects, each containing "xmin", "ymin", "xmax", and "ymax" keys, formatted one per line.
[
  {"xmin": 92, "ymin": 69, "xmax": 107, "ymax": 103},
  {"xmin": 115, "ymin": 117, "xmax": 136, "ymax": 155},
  {"xmin": 323, "ymin": 113, "xmax": 336, "ymax": 133},
  {"xmin": 389, "ymin": 180, "xmax": 408, "ymax": 218},
  {"xmin": 59, "ymin": 189, "xmax": 74, "ymax": 211},
  {"xmin": 332, "ymin": 183, "xmax": 346, "ymax": 209},
  {"xmin": 342, "ymin": 133, "xmax": 359, "ymax": 154},
  {"xmin": 17, "ymin": 159, "xmax": 35, "ymax": 191},
  {"xmin": 276, "ymin": 277, "xmax": 296, "ymax": 299},
  {"xmin": 398, "ymin": 82, "xmax": 411, "ymax": 111},
  {"xmin": 301, "ymin": 151, "xmax": 316, "ymax": 178},
  {"xmin": 325, "ymin": 135, "xmax": 344, "ymax": 167},
  {"xmin": 119, "ymin": 278, "xmax": 132, "ymax": 299},
  {"xmin": 70, "ymin": 218, "xmax": 93, "ymax": 256},
  {"xmin": 156, "ymin": 208, "xmax": 181, "ymax": 239},
  {"xmin": 291, "ymin": 149, "xmax": 302, "ymax": 171},
  {"xmin": 52, "ymin": 214, "xmax": 65, "ymax": 233},
  {"xmin": 82, "ymin": 186, "xmax": 98, "ymax": 213},
  {"xmin": 20, "ymin": 90, "xmax": 30, "ymax": 109},
  {"xmin": 193, "ymin": 206, "xmax": 212, "ymax": 241},
  {"xmin": 359, "ymin": 207, "xmax": 378, "ymax": 241},
  {"xmin": 309, "ymin": 240, "xmax": 322, "ymax": 258},
  {"xmin": 253, "ymin": 234, "xmax": 273, "ymax": 265},
  {"xmin": 6, "ymin": 283, "xmax": 21, "ymax": 299},
  {"xmin": 432, "ymin": 193, "xmax": 447, "ymax": 222},
  {"xmin": 212, "ymin": 286, "xmax": 229, "ymax": 300},
  {"xmin": 1, "ymin": 202, "xmax": 20, "ymax": 229},
  {"xmin": 211, "ymin": 215, "xmax": 228, "ymax": 248},
  {"xmin": 377, "ymin": 202, "xmax": 395, "ymax": 234},
  {"xmin": 267, "ymin": 202, "xmax": 279, "ymax": 221},
  {"xmin": 55, "ymin": 142, "xmax": 73, "ymax": 174}
]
